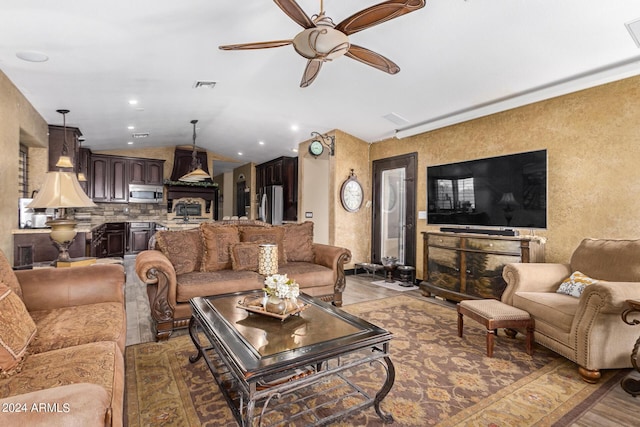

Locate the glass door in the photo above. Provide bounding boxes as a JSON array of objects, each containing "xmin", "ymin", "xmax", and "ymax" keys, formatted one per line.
[
  {"xmin": 372, "ymin": 153, "xmax": 417, "ymax": 268},
  {"xmin": 380, "ymin": 168, "xmax": 407, "ymax": 263}
]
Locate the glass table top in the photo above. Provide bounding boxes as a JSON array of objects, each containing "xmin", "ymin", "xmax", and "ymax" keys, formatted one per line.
[{"xmin": 190, "ymin": 290, "xmax": 392, "ymax": 374}]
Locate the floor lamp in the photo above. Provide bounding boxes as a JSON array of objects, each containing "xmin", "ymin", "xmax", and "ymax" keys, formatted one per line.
[{"xmin": 28, "ymin": 171, "xmax": 96, "ymax": 264}]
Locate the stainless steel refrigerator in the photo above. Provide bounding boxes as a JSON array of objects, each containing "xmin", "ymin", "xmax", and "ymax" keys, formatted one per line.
[{"xmin": 259, "ymin": 185, "xmax": 284, "ymax": 225}]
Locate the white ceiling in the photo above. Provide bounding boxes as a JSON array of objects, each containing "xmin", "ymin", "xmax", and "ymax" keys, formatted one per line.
[{"xmin": 2, "ymin": 1, "xmax": 640, "ymax": 173}]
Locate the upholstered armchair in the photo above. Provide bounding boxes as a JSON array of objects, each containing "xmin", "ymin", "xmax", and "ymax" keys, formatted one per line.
[{"xmin": 502, "ymin": 238, "xmax": 640, "ymax": 383}]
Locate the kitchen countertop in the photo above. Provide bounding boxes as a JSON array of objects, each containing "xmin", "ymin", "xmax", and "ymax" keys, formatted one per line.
[{"xmin": 12, "ymin": 219, "xmax": 210, "ymax": 234}]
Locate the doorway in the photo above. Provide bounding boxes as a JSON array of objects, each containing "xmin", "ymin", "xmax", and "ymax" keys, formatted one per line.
[{"xmin": 372, "ymin": 153, "xmax": 417, "ymax": 267}]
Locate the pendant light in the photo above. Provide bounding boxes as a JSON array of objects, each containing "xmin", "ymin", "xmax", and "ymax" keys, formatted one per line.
[
  {"xmin": 179, "ymin": 119, "xmax": 210, "ymax": 182},
  {"xmin": 54, "ymin": 109, "xmax": 74, "ymax": 169},
  {"xmin": 76, "ymin": 137, "xmax": 87, "ymax": 182}
]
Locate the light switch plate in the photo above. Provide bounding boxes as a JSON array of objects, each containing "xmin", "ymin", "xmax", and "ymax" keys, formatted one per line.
[{"xmin": 305, "ymin": 212, "xmax": 313, "ymax": 218}]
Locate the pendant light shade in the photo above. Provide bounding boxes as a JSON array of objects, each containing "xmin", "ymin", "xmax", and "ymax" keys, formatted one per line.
[
  {"xmin": 54, "ymin": 109, "xmax": 75, "ymax": 169},
  {"xmin": 179, "ymin": 119, "xmax": 210, "ymax": 182}
]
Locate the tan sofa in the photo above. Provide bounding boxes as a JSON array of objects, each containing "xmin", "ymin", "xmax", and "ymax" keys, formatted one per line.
[
  {"xmin": 0, "ymin": 250, "xmax": 126, "ymax": 426},
  {"xmin": 502, "ymin": 238, "xmax": 640, "ymax": 383},
  {"xmin": 135, "ymin": 220, "xmax": 352, "ymax": 340}
]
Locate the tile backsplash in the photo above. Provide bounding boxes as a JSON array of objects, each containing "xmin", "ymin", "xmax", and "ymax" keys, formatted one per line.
[{"xmin": 75, "ymin": 202, "xmax": 168, "ymax": 224}]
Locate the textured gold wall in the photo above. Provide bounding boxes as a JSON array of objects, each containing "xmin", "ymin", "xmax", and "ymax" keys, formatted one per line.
[
  {"xmin": 371, "ymin": 75, "xmax": 640, "ymax": 278},
  {"xmin": 330, "ymin": 130, "xmax": 371, "ymax": 268},
  {"xmin": 0, "ymin": 70, "xmax": 48, "ymax": 261}
]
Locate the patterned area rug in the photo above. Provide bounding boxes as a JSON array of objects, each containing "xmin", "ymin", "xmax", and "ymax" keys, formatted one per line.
[{"xmin": 125, "ymin": 295, "xmax": 626, "ymax": 426}]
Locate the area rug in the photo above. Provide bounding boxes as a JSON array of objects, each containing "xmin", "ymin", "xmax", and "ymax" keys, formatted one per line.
[
  {"xmin": 370, "ymin": 279, "xmax": 419, "ymax": 292},
  {"xmin": 125, "ymin": 295, "xmax": 625, "ymax": 426}
]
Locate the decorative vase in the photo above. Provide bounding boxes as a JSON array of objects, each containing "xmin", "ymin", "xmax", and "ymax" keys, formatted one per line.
[{"xmin": 265, "ymin": 295, "xmax": 287, "ymax": 315}]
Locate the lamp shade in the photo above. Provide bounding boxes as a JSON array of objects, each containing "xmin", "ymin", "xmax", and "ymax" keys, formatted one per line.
[
  {"xmin": 498, "ymin": 192, "xmax": 518, "ymax": 206},
  {"xmin": 179, "ymin": 167, "xmax": 210, "ymax": 182},
  {"xmin": 28, "ymin": 171, "xmax": 96, "ymax": 209}
]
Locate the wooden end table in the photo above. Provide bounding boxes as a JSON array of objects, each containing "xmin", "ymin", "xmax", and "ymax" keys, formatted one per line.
[{"xmin": 621, "ymin": 299, "xmax": 640, "ymax": 397}]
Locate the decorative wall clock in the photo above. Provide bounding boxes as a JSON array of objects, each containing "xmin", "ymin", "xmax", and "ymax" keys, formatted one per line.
[{"xmin": 340, "ymin": 169, "xmax": 364, "ymax": 212}]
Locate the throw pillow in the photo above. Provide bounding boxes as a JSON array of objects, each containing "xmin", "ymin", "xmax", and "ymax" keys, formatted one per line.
[
  {"xmin": 0, "ymin": 250, "xmax": 23, "ymax": 299},
  {"xmin": 155, "ymin": 229, "xmax": 203, "ymax": 275},
  {"xmin": 230, "ymin": 242, "xmax": 261, "ymax": 272},
  {"xmin": 200, "ymin": 224, "xmax": 240, "ymax": 271},
  {"xmin": 556, "ymin": 271, "xmax": 599, "ymax": 297},
  {"xmin": 0, "ymin": 283, "xmax": 37, "ymax": 377},
  {"xmin": 282, "ymin": 221, "xmax": 315, "ymax": 262},
  {"xmin": 240, "ymin": 226, "xmax": 286, "ymax": 265}
]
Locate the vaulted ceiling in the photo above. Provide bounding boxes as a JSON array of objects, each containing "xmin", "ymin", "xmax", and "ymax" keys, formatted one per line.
[{"xmin": 2, "ymin": 1, "xmax": 640, "ymax": 173}]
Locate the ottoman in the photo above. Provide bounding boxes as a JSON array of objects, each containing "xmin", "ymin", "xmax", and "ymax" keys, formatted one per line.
[{"xmin": 457, "ymin": 299, "xmax": 534, "ymax": 357}]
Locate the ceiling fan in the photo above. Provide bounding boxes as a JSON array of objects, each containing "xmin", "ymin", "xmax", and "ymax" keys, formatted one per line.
[{"xmin": 219, "ymin": 0, "xmax": 426, "ymax": 87}]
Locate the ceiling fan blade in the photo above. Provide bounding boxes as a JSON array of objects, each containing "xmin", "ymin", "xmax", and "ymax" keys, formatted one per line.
[
  {"xmin": 300, "ymin": 60, "xmax": 323, "ymax": 88},
  {"xmin": 274, "ymin": 0, "xmax": 315, "ymax": 29},
  {"xmin": 345, "ymin": 45, "xmax": 400, "ymax": 74},
  {"xmin": 219, "ymin": 40, "xmax": 293, "ymax": 50},
  {"xmin": 335, "ymin": 0, "xmax": 425, "ymax": 35}
]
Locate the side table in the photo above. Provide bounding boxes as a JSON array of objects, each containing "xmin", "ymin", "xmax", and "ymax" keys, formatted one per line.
[
  {"xmin": 621, "ymin": 299, "xmax": 640, "ymax": 397},
  {"xmin": 355, "ymin": 262, "xmax": 384, "ymax": 280}
]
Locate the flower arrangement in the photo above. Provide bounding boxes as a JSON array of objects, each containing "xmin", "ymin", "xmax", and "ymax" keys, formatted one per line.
[{"xmin": 263, "ymin": 274, "xmax": 300, "ymax": 300}]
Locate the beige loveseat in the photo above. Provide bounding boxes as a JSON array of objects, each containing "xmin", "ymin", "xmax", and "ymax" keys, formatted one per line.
[
  {"xmin": 502, "ymin": 238, "xmax": 640, "ymax": 383},
  {"xmin": 135, "ymin": 220, "xmax": 352, "ymax": 340},
  {"xmin": 0, "ymin": 250, "xmax": 126, "ymax": 426}
]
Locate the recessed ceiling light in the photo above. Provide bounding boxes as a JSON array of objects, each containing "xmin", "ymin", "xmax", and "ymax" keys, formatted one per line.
[
  {"xmin": 291, "ymin": 124, "xmax": 299, "ymax": 131},
  {"xmin": 292, "ymin": 148, "xmax": 299, "ymax": 153},
  {"xmin": 16, "ymin": 51, "xmax": 48, "ymax": 62},
  {"xmin": 127, "ymin": 141, "xmax": 134, "ymax": 145},
  {"xmin": 258, "ymin": 140, "xmax": 265, "ymax": 145},
  {"xmin": 128, "ymin": 99, "xmax": 138, "ymax": 105},
  {"xmin": 127, "ymin": 125, "xmax": 135, "ymax": 130},
  {"xmin": 238, "ymin": 152, "xmax": 243, "ymax": 156}
]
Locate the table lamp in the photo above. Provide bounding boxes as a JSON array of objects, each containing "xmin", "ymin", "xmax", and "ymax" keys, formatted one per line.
[{"xmin": 27, "ymin": 171, "xmax": 96, "ymax": 264}]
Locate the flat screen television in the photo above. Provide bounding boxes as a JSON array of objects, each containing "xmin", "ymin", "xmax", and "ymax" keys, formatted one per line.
[{"xmin": 427, "ymin": 149, "xmax": 547, "ymax": 230}]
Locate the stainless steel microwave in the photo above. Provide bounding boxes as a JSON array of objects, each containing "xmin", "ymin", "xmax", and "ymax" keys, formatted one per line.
[{"xmin": 128, "ymin": 184, "xmax": 163, "ymax": 203}]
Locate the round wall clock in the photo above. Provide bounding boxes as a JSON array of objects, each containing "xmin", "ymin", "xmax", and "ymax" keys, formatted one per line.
[
  {"xmin": 308, "ymin": 140, "xmax": 324, "ymax": 157},
  {"xmin": 340, "ymin": 169, "xmax": 364, "ymax": 212}
]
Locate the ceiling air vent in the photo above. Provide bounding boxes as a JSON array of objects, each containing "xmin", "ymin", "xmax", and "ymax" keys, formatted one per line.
[
  {"xmin": 193, "ymin": 80, "xmax": 217, "ymax": 89},
  {"xmin": 132, "ymin": 132, "xmax": 150, "ymax": 138}
]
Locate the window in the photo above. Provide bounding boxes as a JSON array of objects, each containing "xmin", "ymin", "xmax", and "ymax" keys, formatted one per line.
[
  {"xmin": 435, "ymin": 177, "xmax": 475, "ymax": 211},
  {"xmin": 18, "ymin": 144, "xmax": 28, "ymax": 197}
]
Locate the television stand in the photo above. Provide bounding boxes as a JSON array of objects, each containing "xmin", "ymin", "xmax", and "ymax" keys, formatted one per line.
[
  {"xmin": 421, "ymin": 231, "xmax": 545, "ymax": 302},
  {"xmin": 440, "ymin": 227, "xmax": 518, "ymax": 237}
]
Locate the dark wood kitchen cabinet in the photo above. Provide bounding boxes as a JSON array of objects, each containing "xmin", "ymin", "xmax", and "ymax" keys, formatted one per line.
[
  {"xmin": 105, "ymin": 223, "xmax": 126, "ymax": 257},
  {"xmin": 89, "ymin": 223, "xmax": 125, "ymax": 258},
  {"xmin": 90, "ymin": 154, "xmax": 165, "ymax": 202},
  {"xmin": 14, "ymin": 232, "xmax": 87, "ymax": 266},
  {"xmin": 127, "ymin": 222, "xmax": 154, "ymax": 254},
  {"xmin": 255, "ymin": 156, "xmax": 298, "ymax": 221},
  {"xmin": 90, "ymin": 155, "xmax": 128, "ymax": 203},
  {"xmin": 129, "ymin": 159, "xmax": 164, "ymax": 186}
]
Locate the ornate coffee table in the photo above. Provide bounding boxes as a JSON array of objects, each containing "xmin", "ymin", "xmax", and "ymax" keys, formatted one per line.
[{"xmin": 189, "ymin": 290, "xmax": 395, "ymax": 426}]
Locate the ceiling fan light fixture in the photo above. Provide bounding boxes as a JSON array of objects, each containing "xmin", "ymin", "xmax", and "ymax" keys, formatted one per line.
[{"xmin": 293, "ymin": 26, "xmax": 349, "ymax": 61}]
